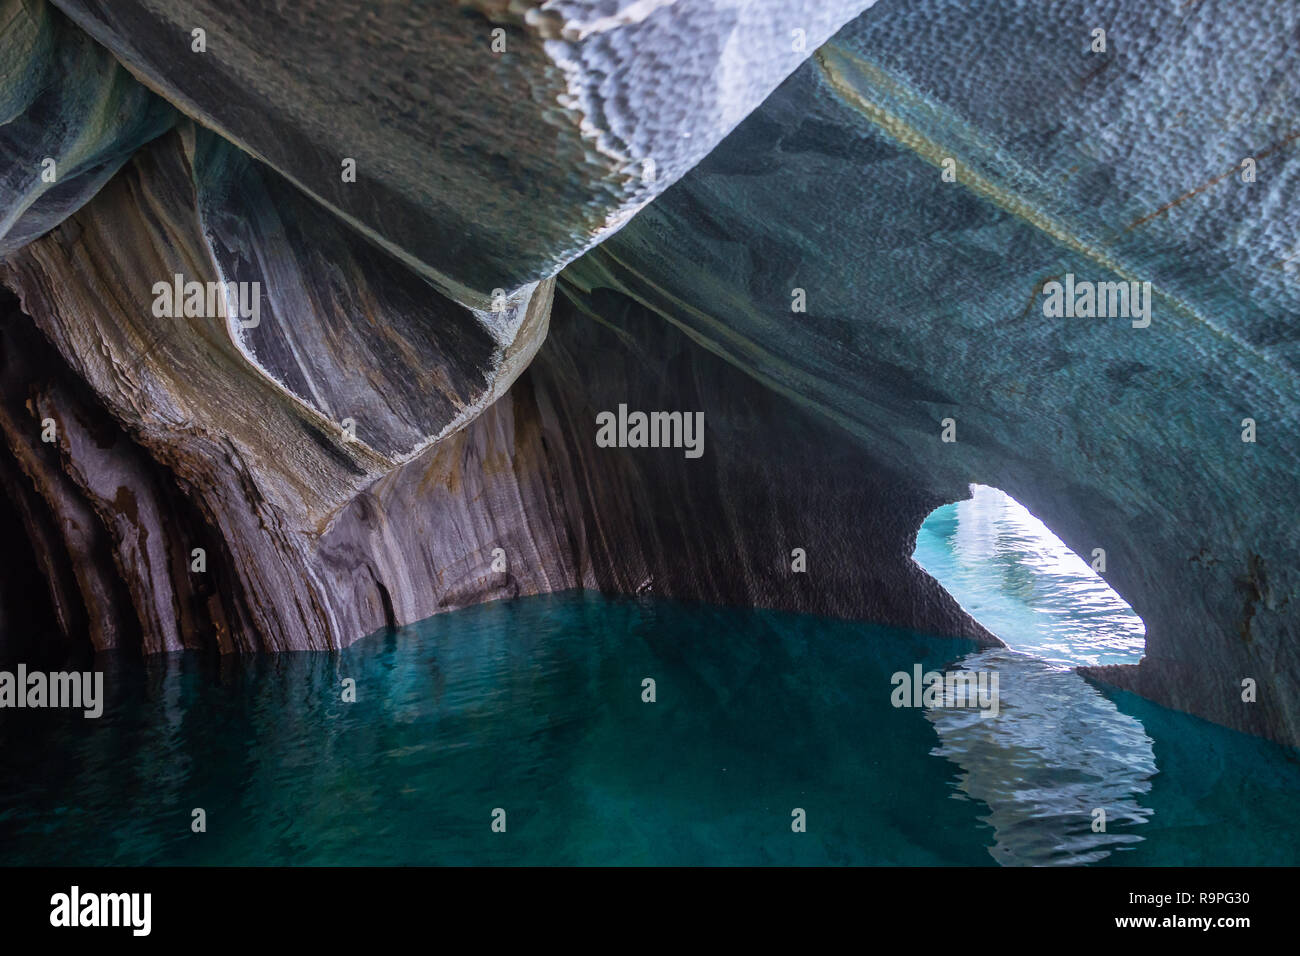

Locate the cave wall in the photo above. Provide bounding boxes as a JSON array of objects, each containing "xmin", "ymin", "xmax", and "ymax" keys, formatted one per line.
[
  {"xmin": 318, "ymin": 283, "xmax": 996, "ymax": 648},
  {"xmin": 1, "ymin": 224, "xmax": 996, "ymax": 656}
]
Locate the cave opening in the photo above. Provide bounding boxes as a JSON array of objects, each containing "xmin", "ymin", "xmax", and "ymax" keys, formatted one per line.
[{"xmin": 912, "ymin": 484, "xmax": 1145, "ymax": 668}]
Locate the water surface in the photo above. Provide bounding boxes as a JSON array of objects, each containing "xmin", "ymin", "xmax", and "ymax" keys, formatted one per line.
[{"xmin": 1, "ymin": 491, "xmax": 1297, "ymax": 865}]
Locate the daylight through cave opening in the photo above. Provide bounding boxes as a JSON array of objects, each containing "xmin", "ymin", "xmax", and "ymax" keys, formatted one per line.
[{"xmin": 912, "ymin": 484, "xmax": 1146, "ymax": 668}]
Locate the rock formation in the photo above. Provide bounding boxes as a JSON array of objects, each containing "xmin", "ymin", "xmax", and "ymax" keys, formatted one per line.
[
  {"xmin": 0, "ymin": 0, "xmax": 1296, "ymax": 747},
  {"xmin": 49, "ymin": 0, "xmax": 874, "ymax": 305}
]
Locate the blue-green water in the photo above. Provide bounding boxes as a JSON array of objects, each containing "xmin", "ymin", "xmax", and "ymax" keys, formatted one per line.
[{"xmin": 0, "ymin": 490, "xmax": 1297, "ymax": 865}]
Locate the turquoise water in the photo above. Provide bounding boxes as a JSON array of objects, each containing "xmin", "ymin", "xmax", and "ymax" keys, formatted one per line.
[
  {"xmin": 1, "ymin": 597, "xmax": 995, "ymax": 865},
  {"xmin": 0, "ymin": 494, "xmax": 1297, "ymax": 864}
]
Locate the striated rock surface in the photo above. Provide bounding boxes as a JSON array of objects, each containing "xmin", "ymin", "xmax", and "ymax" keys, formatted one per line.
[
  {"xmin": 316, "ymin": 284, "xmax": 996, "ymax": 648},
  {"xmin": 0, "ymin": 0, "xmax": 174, "ymax": 254},
  {"xmin": 49, "ymin": 0, "xmax": 875, "ymax": 306},
  {"xmin": 0, "ymin": 245, "xmax": 995, "ymax": 654},
  {"xmin": 2, "ymin": 123, "xmax": 553, "ymax": 523},
  {"xmin": 0, "ymin": 297, "xmax": 234, "ymax": 655},
  {"xmin": 1, "ymin": 122, "xmax": 553, "ymax": 651}
]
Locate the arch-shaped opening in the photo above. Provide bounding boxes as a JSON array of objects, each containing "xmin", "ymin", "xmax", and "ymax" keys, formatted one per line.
[
  {"xmin": 913, "ymin": 484, "xmax": 1145, "ymax": 668},
  {"xmin": 913, "ymin": 485, "xmax": 1154, "ymax": 865}
]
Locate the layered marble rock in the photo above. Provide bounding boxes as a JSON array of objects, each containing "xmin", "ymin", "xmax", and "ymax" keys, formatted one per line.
[
  {"xmin": 0, "ymin": 255, "xmax": 997, "ymax": 655},
  {"xmin": 316, "ymin": 284, "xmax": 997, "ymax": 648},
  {"xmin": 1, "ymin": 95, "xmax": 987, "ymax": 655},
  {"xmin": 0, "ymin": 298, "xmax": 227, "ymax": 657},
  {"xmin": 1, "ymin": 121, "xmax": 556, "ymax": 650},
  {"xmin": 0, "ymin": 0, "xmax": 174, "ymax": 254},
  {"xmin": 49, "ymin": 0, "xmax": 875, "ymax": 306},
  {"xmin": 1, "ymin": 125, "xmax": 552, "ymax": 524}
]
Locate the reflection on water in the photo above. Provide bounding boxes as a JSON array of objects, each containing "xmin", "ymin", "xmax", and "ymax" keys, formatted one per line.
[
  {"xmin": 915, "ymin": 485, "xmax": 1159, "ymax": 865},
  {"xmin": 925, "ymin": 648, "xmax": 1156, "ymax": 865}
]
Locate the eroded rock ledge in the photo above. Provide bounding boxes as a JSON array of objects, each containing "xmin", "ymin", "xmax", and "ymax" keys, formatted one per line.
[{"xmin": 49, "ymin": 0, "xmax": 875, "ymax": 306}]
